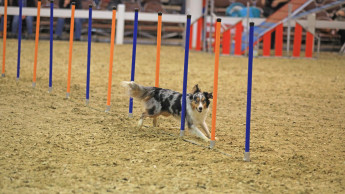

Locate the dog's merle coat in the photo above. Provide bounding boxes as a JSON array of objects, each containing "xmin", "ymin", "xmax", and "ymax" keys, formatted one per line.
[{"xmin": 122, "ymin": 81, "xmax": 213, "ymax": 141}]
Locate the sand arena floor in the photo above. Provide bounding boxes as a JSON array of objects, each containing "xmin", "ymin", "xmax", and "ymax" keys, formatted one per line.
[{"xmin": 0, "ymin": 39, "xmax": 345, "ymax": 193}]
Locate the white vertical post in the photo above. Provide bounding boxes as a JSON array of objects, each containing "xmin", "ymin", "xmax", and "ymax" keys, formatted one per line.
[
  {"xmin": 203, "ymin": 0, "xmax": 209, "ymax": 51},
  {"xmin": 116, "ymin": 4, "xmax": 125, "ymax": 45},
  {"xmin": 186, "ymin": 0, "xmax": 203, "ymax": 49},
  {"xmin": 317, "ymin": 36, "xmax": 321, "ymax": 57},
  {"xmin": 208, "ymin": 0, "xmax": 214, "ymax": 52},
  {"xmin": 192, "ymin": 21, "xmax": 197, "ymax": 48},
  {"xmin": 307, "ymin": 13, "xmax": 316, "ymax": 34},
  {"xmin": 186, "ymin": 0, "xmax": 203, "ymax": 22},
  {"xmin": 245, "ymin": 2, "xmax": 250, "ymax": 56},
  {"xmin": 287, "ymin": 3, "xmax": 292, "ymax": 56},
  {"xmin": 307, "ymin": 13, "xmax": 316, "ymax": 54}
]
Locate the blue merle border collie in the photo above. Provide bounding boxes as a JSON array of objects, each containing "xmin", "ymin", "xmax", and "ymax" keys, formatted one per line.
[{"xmin": 121, "ymin": 81, "xmax": 214, "ymax": 142}]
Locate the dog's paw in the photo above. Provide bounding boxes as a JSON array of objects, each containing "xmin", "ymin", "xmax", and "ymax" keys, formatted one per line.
[
  {"xmin": 137, "ymin": 119, "xmax": 143, "ymax": 129},
  {"xmin": 207, "ymin": 137, "xmax": 219, "ymax": 141}
]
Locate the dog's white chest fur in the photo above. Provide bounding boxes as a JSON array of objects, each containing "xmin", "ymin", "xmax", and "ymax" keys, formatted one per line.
[{"xmin": 186, "ymin": 100, "xmax": 208, "ymax": 124}]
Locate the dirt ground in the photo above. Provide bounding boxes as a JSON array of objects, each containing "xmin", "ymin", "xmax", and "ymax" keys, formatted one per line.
[{"xmin": 0, "ymin": 39, "xmax": 344, "ymax": 193}]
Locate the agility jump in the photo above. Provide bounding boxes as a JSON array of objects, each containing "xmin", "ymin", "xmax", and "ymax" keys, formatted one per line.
[{"xmin": 188, "ymin": 0, "xmax": 345, "ymax": 58}]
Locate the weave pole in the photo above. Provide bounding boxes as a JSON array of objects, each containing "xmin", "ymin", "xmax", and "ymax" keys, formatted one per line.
[
  {"xmin": 66, "ymin": 2, "xmax": 76, "ymax": 98},
  {"xmin": 244, "ymin": 22, "xmax": 254, "ymax": 162},
  {"xmin": 155, "ymin": 12, "xmax": 162, "ymax": 88},
  {"xmin": 128, "ymin": 9, "xmax": 139, "ymax": 117},
  {"xmin": 105, "ymin": 6, "xmax": 116, "ymax": 112},
  {"xmin": 180, "ymin": 14, "xmax": 191, "ymax": 137},
  {"xmin": 32, "ymin": 0, "xmax": 41, "ymax": 88},
  {"xmin": 210, "ymin": 18, "xmax": 221, "ymax": 149},
  {"xmin": 86, "ymin": 4, "xmax": 92, "ymax": 105},
  {"xmin": 1, "ymin": 0, "xmax": 7, "ymax": 77},
  {"xmin": 48, "ymin": 0, "xmax": 53, "ymax": 93},
  {"xmin": 16, "ymin": 0, "xmax": 23, "ymax": 81}
]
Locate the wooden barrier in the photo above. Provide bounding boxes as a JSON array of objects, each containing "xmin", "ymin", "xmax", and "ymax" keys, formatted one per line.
[
  {"xmin": 275, "ymin": 23, "xmax": 283, "ymax": 57},
  {"xmin": 196, "ymin": 17, "xmax": 203, "ymax": 51},
  {"xmin": 305, "ymin": 31, "xmax": 314, "ymax": 58},
  {"xmin": 222, "ymin": 29, "xmax": 231, "ymax": 55},
  {"xmin": 189, "ymin": 24, "xmax": 193, "ymax": 50},
  {"xmin": 263, "ymin": 30, "xmax": 272, "ymax": 57},
  {"xmin": 293, "ymin": 23, "xmax": 303, "ymax": 57},
  {"xmin": 234, "ymin": 22, "xmax": 243, "ymax": 56}
]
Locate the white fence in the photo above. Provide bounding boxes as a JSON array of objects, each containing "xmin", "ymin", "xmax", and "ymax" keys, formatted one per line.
[{"xmin": 1, "ymin": 4, "xmax": 345, "ymax": 45}]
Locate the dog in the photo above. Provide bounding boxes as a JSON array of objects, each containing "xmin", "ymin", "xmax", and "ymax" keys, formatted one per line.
[{"xmin": 121, "ymin": 81, "xmax": 214, "ymax": 142}]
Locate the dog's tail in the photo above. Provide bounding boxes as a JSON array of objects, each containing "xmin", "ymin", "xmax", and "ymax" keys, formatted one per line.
[{"xmin": 121, "ymin": 81, "xmax": 153, "ymax": 100}]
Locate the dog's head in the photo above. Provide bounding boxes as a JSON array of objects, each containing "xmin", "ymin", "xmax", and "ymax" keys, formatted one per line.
[{"xmin": 190, "ymin": 84, "xmax": 213, "ymax": 113}]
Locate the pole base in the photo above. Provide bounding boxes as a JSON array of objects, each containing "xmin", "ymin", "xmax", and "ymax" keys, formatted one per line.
[
  {"xmin": 1, "ymin": 74, "xmax": 5, "ymax": 77},
  {"xmin": 128, "ymin": 113, "xmax": 133, "ymax": 118},
  {"xmin": 105, "ymin": 105, "xmax": 111, "ymax": 112},
  {"xmin": 16, "ymin": 77, "xmax": 19, "ymax": 82},
  {"xmin": 86, "ymin": 99, "xmax": 89, "ymax": 106},
  {"xmin": 48, "ymin": 87, "xmax": 52, "ymax": 93},
  {"xmin": 244, "ymin": 152, "xmax": 250, "ymax": 162},
  {"xmin": 32, "ymin": 82, "xmax": 36, "ymax": 88},
  {"xmin": 179, "ymin": 130, "xmax": 185, "ymax": 137},
  {"xmin": 209, "ymin": 140, "xmax": 216, "ymax": 149},
  {"xmin": 66, "ymin": 92, "xmax": 70, "ymax": 99}
]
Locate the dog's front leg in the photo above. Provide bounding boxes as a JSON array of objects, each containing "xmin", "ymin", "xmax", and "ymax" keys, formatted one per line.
[
  {"xmin": 201, "ymin": 122, "xmax": 219, "ymax": 140},
  {"xmin": 200, "ymin": 122, "xmax": 211, "ymax": 139},
  {"xmin": 189, "ymin": 124, "xmax": 210, "ymax": 142},
  {"xmin": 186, "ymin": 116, "xmax": 209, "ymax": 142}
]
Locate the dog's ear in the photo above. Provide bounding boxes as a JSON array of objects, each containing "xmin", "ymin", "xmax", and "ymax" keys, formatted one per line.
[
  {"xmin": 192, "ymin": 84, "xmax": 201, "ymax": 93},
  {"xmin": 205, "ymin": 92, "xmax": 213, "ymax": 99}
]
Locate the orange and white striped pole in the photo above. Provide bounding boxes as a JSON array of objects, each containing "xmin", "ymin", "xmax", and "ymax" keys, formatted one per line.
[
  {"xmin": 32, "ymin": 0, "xmax": 41, "ymax": 87},
  {"xmin": 1, "ymin": 0, "xmax": 8, "ymax": 77},
  {"xmin": 105, "ymin": 7, "xmax": 116, "ymax": 112},
  {"xmin": 155, "ymin": 12, "xmax": 162, "ymax": 88},
  {"xmin": 210, "ymin": 18, "xmax": 221, "ymax": 149},
  {"xmin": 66, "ymin": 2, "xmax": 75, "ymax": 98}
]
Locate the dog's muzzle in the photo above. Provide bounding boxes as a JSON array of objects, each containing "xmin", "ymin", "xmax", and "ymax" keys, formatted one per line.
[{"xmin": 197, "ymin": 107, "xmax": 203, "ymax": 113}]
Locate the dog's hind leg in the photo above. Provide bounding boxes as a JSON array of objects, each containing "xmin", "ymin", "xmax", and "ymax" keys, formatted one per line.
[
  {"xmin": 153, "ymin": 118, "xmax": 158, "ymax": 127},
  {"xmin": 138, "ymin": 112, "xmax": 148, "ymax": 129}
]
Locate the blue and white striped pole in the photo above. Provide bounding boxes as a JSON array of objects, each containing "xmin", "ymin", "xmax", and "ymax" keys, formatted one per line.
[
  {"xmin": 244, "ymin": 22, "xmax": 254, "ymax": 162},
  {"xmin": 16, "ymin": 0, "xmax": 23, "ymax": 81},
  {"xmin": 128, "ymin": 8, "xmax": 138, "ymax": 118},
  {"xmin": 180, "ymin": 14, "xmax": 191, "ymax": 137},
  {"xmin": 48, "ymin": 0, "xmax": 53, "ymax": 93},
  {"xmin": 86, "ymin": 4, "xmax": 92, "ymax": 105}
]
